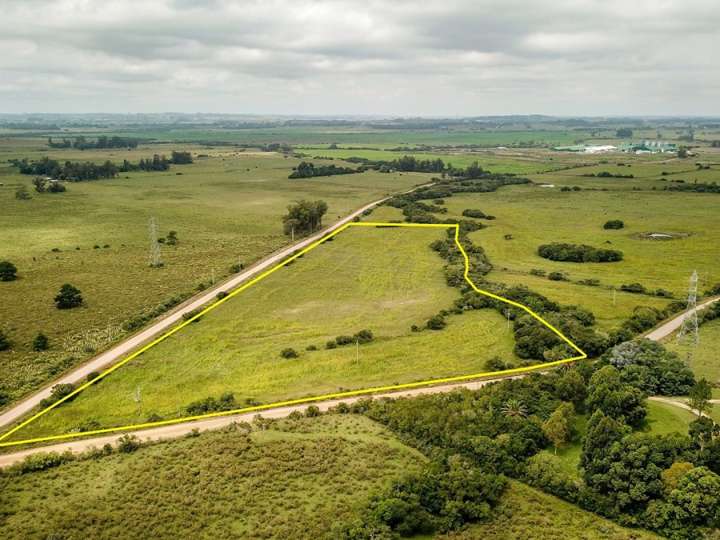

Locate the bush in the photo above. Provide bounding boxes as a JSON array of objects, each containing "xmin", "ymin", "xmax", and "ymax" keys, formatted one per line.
[
  {"xmin": 462, "ymin": 208, "xmax": 486, "ymax": 219},
  {"xmin": 484, "ymin": 357, "xmax": 509, "ymax": 371},
  {"xmin": 54, "ymin": 283, "xmax": 83, "ymax": 309},
  {"xmin": 281, "ymin": 348, "xmax": 299, "ymax": 359},
  {"xmin": 39, "ymin": 383, "xmax": 76, "ymax": 408},
  {"xmin": 14, "ymin": 186, "xmax": 31, "ymax": 200},
  {"xmin": 620, "ymin": 282, "xmax": 647, "ymax": 294},
  {"xmin": 306, "ymin": 344, "xmax": 318, "ymax": 351},
  {"xmin": 426, "ymin": 315, "xmax": 447, "ymax": 330},
  {"xmin": 0, "ymin": 260, "xmax": 18, "ymax": 281},
  {"xmin": 16, "ymin": 452, "xmax": 74, "ymax": 474},
  {"xmin": 326, "ymin": 340, "xmax": 337, "ymax": 349},
  {"xmin": 186, "ymin": 392, "xmax": 237, "ymax": 415},
  {"xmin": 229, "ymin": 263, "xmax": 244, "ymax": 273},
  {"xmin": 353, "ymin": 329, "xmax": 374, "ymax": 343},
  {"xmin": 538, "ymin": 243, "xmax": 623, "ymax": 263},
  {"xmin": 603, "ymin": 220, "xmax": 625, "ymax": 230},
  {"xmin": 117, "ymin": 434, "xmax": 141, "ymax": 453},
  {"xmin": 335, "ymin": 335, "xmax": 353, "ymax": 346},
  {"xmin": 216, "ymin": 291, "xmax": 229, "ymax": 300},
  {"xmin": 548, "ymin": 271, "xmax": 568, "ymax": 281},
  {"xmin": 0, "ymin": 330, "xmax": 10, "ymax": 352},
  {"xmin": 305, "ymin": 405, "xmax": 321, "ymax": 417},
  {"xmin": 32, "ymin": 332, "xmax": 49, "ymax": 351}
]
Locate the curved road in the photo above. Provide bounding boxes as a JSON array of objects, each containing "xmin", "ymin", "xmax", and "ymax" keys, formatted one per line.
[
  {"xmin": 0, "ymin": 192, "xmax": 403, "ymax": 432},
  {"xmin": 644, "ymin": 296, "xmax": 719, "ymax": 341}
]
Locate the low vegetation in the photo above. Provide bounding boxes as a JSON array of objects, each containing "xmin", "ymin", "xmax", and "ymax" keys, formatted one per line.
[{"xmin": 537, "ymin": 243, "xmax": 623, "ymax": 263}]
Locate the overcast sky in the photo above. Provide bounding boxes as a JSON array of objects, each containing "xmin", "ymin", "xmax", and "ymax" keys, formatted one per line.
[{"xmin": 1, "ymin": 0, "xmax": 718, "ymax": 116}]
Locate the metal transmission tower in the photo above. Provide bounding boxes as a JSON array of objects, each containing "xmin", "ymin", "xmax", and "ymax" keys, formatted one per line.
[
  {"xmin": 677, "ymin": 270, "xmax": 699, "ymax": 347},
  {"xmin": 148, "ymin": 217, "xmax": 163, "ymax": 268}
]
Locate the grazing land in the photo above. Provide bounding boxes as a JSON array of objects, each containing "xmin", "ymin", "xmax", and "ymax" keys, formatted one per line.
[
  {"xmin": 7, "ymin": 225, "xmax": 517, "ymax": 442},
  {"xmin": 0, "ymin": 415, "xmax": 425, "ymax": 539},
  {"xmin": 666, "ymin": 318, "xmax": 720, "ymax": 398},
  {"xmin": 0, "ymin": 141, "xmax": 425, "ymax": 402}
]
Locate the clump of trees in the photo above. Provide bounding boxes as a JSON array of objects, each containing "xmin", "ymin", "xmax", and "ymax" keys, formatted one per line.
[
  {"xmin": 325, "ymin": 329, "xmax": 374, "ymax": 349},
  {"xmin": 537, "ymin": 243, "xmax": 623, "ymax": 263},
  {"xmin": 334, "ymin": 456, "xmax": 506, "ymax": 538},
  {"xmin": 54, "ymin": 284, "xmax": 83, "ymax": 309},
  {"xmin": 0, "ymin": 260, "xmax": 18, "ymax": 281},
  {"xmin": 32, "ymin": 177, "xmax": 66, "ymax": 193},
  {"xmin": 603, "ymin": 219, "xmax": 624, "ymax": 230},
  {"xmin": 599, "ymin": 339, "xmax": 695, "ymax": 396},
  {"xmin": 282, "ymin": 200, "xmax": 328, "ymax": 237},
  {"xmin": 289, "ymin": 161, "xmax": 358, "ymax": 178},
  {"xmin": 462, "ymin": 208, "xmax": 495, "ymax": 219}
]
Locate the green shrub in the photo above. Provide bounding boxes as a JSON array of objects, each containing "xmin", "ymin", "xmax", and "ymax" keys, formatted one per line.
[
  {"xmin": 326, "ymin": 340, "xmax": 337, "ymax": 349},
  {"xmin": 335, "ymin": 335, "xmax": 353, "ymax": 346},
  {"xmin": 54, "ymin": 283, "xmax": 83, "ymax": 309},
  {"xmin": 353, "ymin": 329, "xmax": 374, "ymax": 344},
  {"xmin": 281, "ymin": 348, "xmax": 299, "ymax": 359},
  {"xmin": 603, "ymin": 219, "xmax": 625, "ymax": 230},
  {"xmin": 0, "ymin": 260, "xmax": 18, "ymax": 281},
  {"xmin": 538, "ymin": 243, "xmax": 623, "ymax": 263},
  {"xmin": 32, "ymin": 333, "xmax": 49, "ymax": 351},
  {"xmin": 0, "ymin": 330, "xmax": 10, "ymax": 352},
  {"xmin": 117, "ymin": 434, "xmax": 141, "ymax": 453},
  {"xmin": 426, "ymin": 315, "xmax": 447, "ymax": 330}
]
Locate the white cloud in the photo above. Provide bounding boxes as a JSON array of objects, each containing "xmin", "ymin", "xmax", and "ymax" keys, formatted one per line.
[{"xmin": 0, "ymin": 0, "xmax": 718, "ymax": 114}]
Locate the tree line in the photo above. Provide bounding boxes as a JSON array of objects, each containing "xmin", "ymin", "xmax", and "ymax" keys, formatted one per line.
[
  {"xmin": 48, "ymin": 136, "xmax": 139, "ymax": 150},
  {"xmin": 289, "ymin": 161, "xmax": 359, "ymax": 179},
  {"xmin": 10, "ymin": 151, "xmax": 193, "ymax": 181}
]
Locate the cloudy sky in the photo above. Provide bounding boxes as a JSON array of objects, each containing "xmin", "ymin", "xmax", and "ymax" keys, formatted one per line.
[{"xmin": 1, "ymin": 0, "xmax": 718, "ymax": 116}]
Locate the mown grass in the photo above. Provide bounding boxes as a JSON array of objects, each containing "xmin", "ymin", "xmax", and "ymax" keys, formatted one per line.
[
  {"xmin": 9, "ymin": 225, "xmax": 518, "ymax": 441},
  {"xmin": 437, "ymin": 480, "xmax": 660, "ymax": 540},
  {"xmin": 0, "ymin": 141, "xmax": 427, "ymax": 402},
  {"xmin": 0, "ymin": 414, "xmax": 425, "ymax": 539}
]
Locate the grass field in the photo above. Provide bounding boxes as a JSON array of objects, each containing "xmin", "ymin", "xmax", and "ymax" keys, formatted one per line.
[
  {"xmin": 0, "ymin": 414, "xmax": 425, "ymax": 539},
  {"xmin": 7, "ymin": 225, "xmax": 518, "ymax": 442},
  {"xmin": 665, "ymin": 318, "xmax": 720, "ymax": 398},
  {"xmin": 440, "ymin": 185, "xmax": 720, "ymax": 296},
  {"xmin": 438, "ymin": 480, "xmax": 660, "ymax": 540},
  {"xmin": 0, "ymin": 141, "xmax": 428, "ymax": 403}
]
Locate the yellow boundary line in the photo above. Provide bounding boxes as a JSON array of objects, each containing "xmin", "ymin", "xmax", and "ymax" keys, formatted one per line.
[{"xmin": 0, "ymin": 222, "xmax": 586, "ymax": 448}]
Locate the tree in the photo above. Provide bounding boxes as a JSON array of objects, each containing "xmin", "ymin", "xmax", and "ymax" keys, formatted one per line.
[
  {"xmin": 689, "ymin": 379, "xmax": 712, "ymax": 416},
  {"xmin": 616, "ymin": 128, "xmax": 633, "ymax": 138},
  {"xmin": 668, "ymin": 466, "xmax": 720, "ymax": 527},
  {"xmin": 586, "ymin": 365, "xmax": 647, "ymax": 427},
  {"xmin": 500, "ymin": 399, "xmax": 528, "ymax": 418},
  {"xmin": 603, "ymin": 219, "xmax": 624, "ymax": 230},
  {"xmin": 542, "ymin": 402, "xmax": 574, "ymax": 453},
  {"xmin": 33, "ymin": 333, "xmax": 49, "ymax": 351},
  {"xmin": 281, "ymin": 348, "xmax": 299, "ymax": 359},
  {"xmin": 678, "ymin": 147, "xmax": 688, "ymax": 158},
  {"xmin": 54, "ymin": 283, "xmax": 83, "ymax": 309},
  {"xmin": 0, "ymin": 329, "xmax": 10, "ymax": 351},
  {"xmin": 32, "ymin": 176, "xmax": 47, "ymax": 192},
  {"xmin": 282, "ymin": 200, "xmax": 329, "ymax": 237},
  {"xmin": 581, "ymin": 410, "xmax": 629, "ymax": 480},
  {"xmin": 554, "ymin": 368, "xmax": 587, "ymax": 409},
  {"xmin": 0, "ymin": 260, "xmax": 18, "ymax": 281}
]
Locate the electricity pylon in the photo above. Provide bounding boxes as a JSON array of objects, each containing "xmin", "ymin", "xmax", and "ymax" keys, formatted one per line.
[
  {"xmin": 677, "ymin": 270, "xmax": 699, "ymax": 347},
  {"xmin": 148, "ymin": 217, "xmax": 163, "ymax": 267}
]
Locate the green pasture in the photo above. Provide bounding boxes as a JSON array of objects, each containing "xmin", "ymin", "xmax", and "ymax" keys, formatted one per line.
[
  {"xmin": 666, "ymin": 318, "xmax": 720, "ymax": 398},
  {"xmin": 0, "ymin": 144, "xmax": 427, "ymax": 402},
  {"xmin": 8, "ymin": 225, "xmax": 517, "ymax": 441},
  {"xmin": 0, "ymin": 414, "xmax": 424, "ymax": 539}
]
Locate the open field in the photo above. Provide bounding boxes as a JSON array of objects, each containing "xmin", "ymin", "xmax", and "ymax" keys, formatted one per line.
[
  {"xmin": 439, "ymin": 185, "xmax": 720, "ymax": 296},
  {"xmin": 0, "ymin": 142, "xmax": 426, "ymax": 402},
  {"xmin": 7, "ymin": 225, "xmax": 518, "ymax": 442},
  {"xmin": 439, "ymin": 480, "xmax": 660, "ymax": 540},
  {"xmin": 0, "ymin": 414, "xmax": 424, "ymax": 539},
  {"xmin": 665, "ymin": 318, "xmax": 720, "ymax": 398}
]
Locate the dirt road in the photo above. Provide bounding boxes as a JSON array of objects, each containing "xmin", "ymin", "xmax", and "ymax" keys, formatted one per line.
[
  {"xmin": 0, "ymin": 377, "xmax": 507, "ymax": 467},
  {"xmin": 644, "ymin": 296, "xmax": 719, "ymax": 341},
  {"xmin": 0, "ymin": 195, "xmax": 393, "ymax": 431}
]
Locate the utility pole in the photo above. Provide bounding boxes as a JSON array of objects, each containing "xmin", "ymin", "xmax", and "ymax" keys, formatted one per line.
[
  {"xmin": 677, "ymin": 270, "xmax": 700, "ymax": 348},
  {"xmin": 148, "ymin": 217, "xmax": 162, "ymax": 268},
  {"xmin": 356, "ymin": 338, "xmax": 359, "ymax": 364}
]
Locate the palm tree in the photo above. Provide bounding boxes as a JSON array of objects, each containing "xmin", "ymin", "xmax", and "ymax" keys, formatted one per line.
[{"xmin": 500, "ymin": 399, "xmax": 528, "ymax": 418}]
